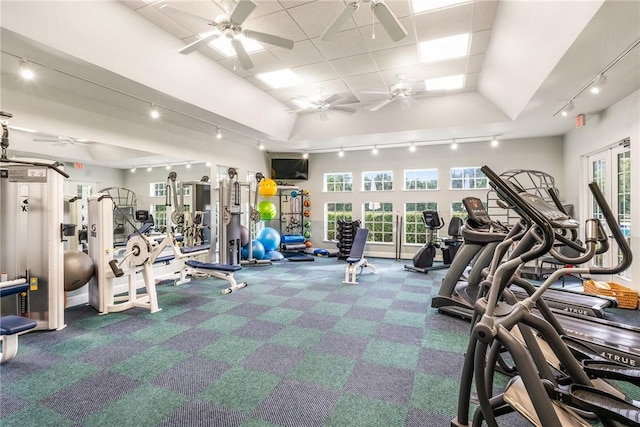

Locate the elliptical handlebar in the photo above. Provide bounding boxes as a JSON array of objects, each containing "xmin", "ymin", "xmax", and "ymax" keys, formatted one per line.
[{"xmin": 587, "ymin": 182, "xmax": 633, "ymax": 275}]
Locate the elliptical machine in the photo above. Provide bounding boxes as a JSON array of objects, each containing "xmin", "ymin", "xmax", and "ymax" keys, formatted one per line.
[{"xmin": 404, "ymin": 211, "xmax": 463, "ymax": 274}]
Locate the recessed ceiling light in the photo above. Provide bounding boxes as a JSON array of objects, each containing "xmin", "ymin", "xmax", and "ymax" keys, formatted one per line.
[
  {"xmin": 419, "ymin": 33, "xmax": 470, "ymax": 63},
  {"xmin": 256, "ymin": 69, "xmax": 303, "ymax": 89},
  {"xmin": 424, "ymin": 74, "xmax": 465, "ymax": 91},
  {"xmin": 208, "ymin": 34, "xmax": 264, "ymax": 58},
  {"xmin": 411, "ymin": 0, "xmax": 470, "ymax": 14}
]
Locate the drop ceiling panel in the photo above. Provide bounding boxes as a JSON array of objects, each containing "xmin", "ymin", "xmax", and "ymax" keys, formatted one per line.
[
  {"xmin": 287, "ymin": 0, "xmax": 354, "ymax": 39},
  {"xmin": 465, "ymin": 72, "xmax": 479, "ymax": 89},
  {"xmin": 278, "ymin": 0, "xmax": 315, "ymax": 10},
  {"xmin": 469, "ymin": 29, "xmax": 491, "ymax": 56},
  {"xmin": 312, "ymin": 29, "xmax": 369, "ymax": 60},
  {"xmin": 422, "ymin": 58, "xmax": 467, "ymax": 79},
  {"xmin": 137, "ymin": 5, "xmax": 193, "ymax": 40},
  {"xmin": 472, "ymin": 0, "xmax": 498, "ymax": 31},
  {"xmin": 370, "ymin": 44, "xmax": 420, "ymax": 71},
  {"xmin": 120, "ymin": 0, "xmax": 148, "ymax": 11},
  {"xmin": 244, "ymin": 0, "xmax": 283, "ymax": 18},
  {"xmin": 291, "ymin": 61, "xmax": 341, "ymax": 83},
  {"xmin": 330, "ymin": 53, "xmax": 378, "ymax": 78},
  {"xmin": 413, "ymin": 3, "xmax": 475, "ymax": 41},
  {"xmin": 358, "ymin": 17, "xmax": 417, "ymax": 52},
  {"xmin": 467, "ymin": 54, "xmax": 484, "ymax": 73},
  {"xmin": 271, "ymin": 40, "xmax": 324, "ymax": 68},
  {"xmin": 342, "ymin": 72, "xmax": 388, "ymax": 92},
  {"xmin": 245, "ymin": 10, "xmax": 307, "ymax": 42}
]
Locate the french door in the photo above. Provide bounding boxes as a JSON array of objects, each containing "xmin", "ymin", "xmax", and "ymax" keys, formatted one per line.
[{"xmin": 586, "ymin": 139, "xmax": 631, "ymax": 283}]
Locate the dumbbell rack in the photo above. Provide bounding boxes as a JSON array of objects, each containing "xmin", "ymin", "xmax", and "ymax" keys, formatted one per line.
[{"xmin": 336, "ymin": 220, "xmax": 361, "ymax": 260}]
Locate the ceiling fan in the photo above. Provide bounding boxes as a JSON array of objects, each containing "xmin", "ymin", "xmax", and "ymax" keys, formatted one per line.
[
  {"xmin": 290, "ymin": 93, "xmax": 357, "ymax": 122},
  {"xmin": 33, "ymin": 136, "xmax": 93, "ymax": 147},
  {"xmin": 321, "ymin": 0, "xmax": 408, "ymax": 42},
  {"xmin": 160, "ymin": 0, "xmax": 294, "ymax": 69},
  {"xmin": 365, "ymin": 74, "xmax": 424, "ymax": 112}
]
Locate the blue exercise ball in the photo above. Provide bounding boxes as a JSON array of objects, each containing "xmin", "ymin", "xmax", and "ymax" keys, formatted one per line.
[
  {"xmin": 257, "ymin": 227, "xmax": 281, "ymax": 252},
  {"xmin": 266, "ymin": 250, "xmax": 285, "ymax": 261},
  {"xmin": 248, "ymin": 239, "xmax": 265, "ymax": 260},
  {"xmin": 241, "ymin": 244, "xmax": 249, "ymax": 260}
]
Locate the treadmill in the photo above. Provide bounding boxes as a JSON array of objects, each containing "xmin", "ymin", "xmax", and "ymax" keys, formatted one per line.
[{"xmin": 432, "ymin": 197, "xmax": 617, "ymax": 320}]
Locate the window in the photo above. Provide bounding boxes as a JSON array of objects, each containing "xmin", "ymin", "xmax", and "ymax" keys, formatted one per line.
[
  {"xmin": 451, "ymin": 202, "xmax": 468, "ymax": 220},
  {"xmin": 151, "ymin": 204, "xmax": 167, "ymax": 231},
  {"xmin": 363, "ymin": 202, "xmax": 394, "ymax": 243},
  {"xmin": 363, "ymin": 171, "xmax": 393, "ymax": 191},
  {"xmin": 450, "ymin": 167, "xmax": 488, "ymax": 189},
  {"xmin": 150, "ymin": 182, "xmax": 166, "ymax": 197},
  {"xmin": 177, "ymin": 182, "xmax": 191, "ymax": 197},
  {"xmin": 216, "ymin": 165, "xmax": 238, "ymax": 187},
  {"xmin": 405, "ymin": 169, "xmax": 438, "ymax": 190},
  {"xmin": 324, "ymin": 173, "xmax": 353, "ymax": 192},
  {"xmin": 405, "ymin": 202, "xmax": 438, "ymax": 244},
  {"xmin": 617, "ymin": 149, "xmax": 631, "ymax": 280},
  {"xmin": 325, "ymin": 202, "xmax": 353, "ymax": 241}
]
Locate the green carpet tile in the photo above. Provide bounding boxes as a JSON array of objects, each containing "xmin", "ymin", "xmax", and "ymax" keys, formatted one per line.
[{"xmin": 2, "ymin": 257, "xmax": 636, "ymax": 426}]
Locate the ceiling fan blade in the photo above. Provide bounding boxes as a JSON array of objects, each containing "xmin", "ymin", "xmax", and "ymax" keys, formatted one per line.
[
  {"xmin": 372, "ymin": 1, "xmax": 408, "ymax": 42},
  {"xmin": 330, "ymin": 105, "xmax": 357, "ymax": 114},
  {"xmin": 160, "ymin": 5, "xmax": 214, "ymax": 25},
  {"xmin": 361, "ymin": 90, "xmax": 390, "ymax": 95},
  {"xmin": 369, "ymin": 98, "xmax": 394, "ymax": 112},
  {"xmin": 178, "ymin": 32, "xmax": 220, "ymax": 54},
  {"xmin": 320, "ymin": 2, "xmax": 359, "ymax": 41},
  {"xmin": 230, "ymin": 0, "xmax": 257, "ymax": 25},
  {"xmin": 242, "ymin": 30, "xmax": 294, "ymax": 49},
  {"xmin": 322, "ymin": 93, "xmax": 342, "ymax": 105},
  {"xmin": 231, "ymin": 38, "xmax": 254, "ymax": 69}
]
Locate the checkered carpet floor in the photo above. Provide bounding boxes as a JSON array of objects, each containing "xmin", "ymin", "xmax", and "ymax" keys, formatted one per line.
[{"xmin": 1, "ymin": 257, "xmax": 552, "ymax": 426}]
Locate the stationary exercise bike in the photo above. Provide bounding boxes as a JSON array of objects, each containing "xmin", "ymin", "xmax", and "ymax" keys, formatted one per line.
[{"xmin": 404, "ymin": 211, "xmax": 463, "ymax": 274}]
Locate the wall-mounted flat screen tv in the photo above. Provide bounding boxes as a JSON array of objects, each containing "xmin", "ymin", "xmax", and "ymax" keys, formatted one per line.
[{"xmin": 270, "ymin": 158, "xmax": 308, "ymax": 180}]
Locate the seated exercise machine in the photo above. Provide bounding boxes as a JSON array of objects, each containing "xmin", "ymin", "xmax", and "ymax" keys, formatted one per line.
[
  {"xmin": 343, "ymin": 228, "xmax": 377, "ymax": 285},
  {"xmin": 0, "ymin": 278, "xmax": 37, "ymax": 363},
  {"xmin": 404, "ymin": 211, "xmax": 463, "ymax": 273}
]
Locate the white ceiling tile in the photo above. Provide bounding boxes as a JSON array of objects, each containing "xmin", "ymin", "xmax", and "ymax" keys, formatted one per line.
[
  {"xmin": 287, "ymin": 0, "xmax": 355, "ymax": 39},
  {"xmin": 312, "ymin": 29, "xmax": 368, "ymax": 60},
  {"xmin": 371, "ymin": 44, "xmax": 420, "ymax": 71},
  {"xmin": 469, "ymin": 29, "xmax": 491, "ymax": 55},
  {"xmin": 422, "ymin": 58, "xmax": 467, "ymax": 78},
  {"xmin": 271, "ymin": 40, "xmax": 324, "ymax": 68},
  {"xmin": 291, "ymin": 61, "xmax": 340, "ymax": 83},
  {"xmin": 342, "ymin": 72, "xmax": 387, "ymax": 92},
  {"xmin": 278, "ymin": 0, "xmax": 315, "ymax": 10},
  {"xmin": 413, "ymin": 2, "xmax": 474, "ymax": 41},
  {"xmin": 379, "ymin": 65, "xmax": 428, "ymax": 84},
  {"xmin": 330, "ymin": 54, "xmax": 378, "ymax": 77},
  {"xmin": 358, "ymin": 16, "xmax": 417, "ymax": 51},
  {"xmin": 352, "ymin": 0, "xmax": 413, "ymax": 27},
  {"xmin": 248, "ymin": 0, "xmax": 284, "ymax": 18},
  {"xmin": 245, "ymin": 75, "xmax": 276, "ymax": 91},
  {"xmin": 464, "ymin": 72, "xmax": 478, "ymax": 89},
  {"xmin": 137, "ymin": 4, "xmax": 194, "ymax": 39},
  {"xmin": 245, "ymin": 10, "xmax": 308, "ymax": 42},
  {"xmin": 467, "ymin": 54, "xmax": 484, "ymax": 73},
  {"xmin": 472, "ymin": 0, "xmax": 498, "ymax": 31}
]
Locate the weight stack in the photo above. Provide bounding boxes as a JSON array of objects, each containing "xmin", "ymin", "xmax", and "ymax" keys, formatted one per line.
[{"xmin": 336, "ymin": 219, "xmax": 361, "ymax": 260}]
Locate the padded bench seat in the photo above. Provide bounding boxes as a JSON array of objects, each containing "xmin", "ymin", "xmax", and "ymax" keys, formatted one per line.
[
  {"xmin": 185, "ymin": 260, "xmax": 241, "ymax": 272},
  {"xmin": 1, "ymin": 315, "xmax": 37, "ymax": 335}
]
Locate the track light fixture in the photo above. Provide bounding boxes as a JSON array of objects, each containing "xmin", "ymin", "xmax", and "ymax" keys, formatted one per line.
[
  {"xmin": 19, "ymin": 60, "xmax": 34, "ymax": 80},
  {"xmin": 147, "ymin": 165, "xmax": 153, "ymax": 172},
  {"xmin": 589, "ymin": 74, "xmax": 607, "ymax": 94},
  {"xmin": 302, "ymin": 152, "xmax": 309, "ymax": 159},
  {"xmin": 216, "ymin": 126, "xmax": 222, "ymax": 139},
  {"xmin": 257, "ymin": 140, "xmax": 265, "ymax": 151},
  {"xmin": 491, "ymin": 136, "xmax": 499, "ymax": 147},
  {"xmin": 149, "ymin": 104, "xmax": 160, "ymax": 119},
  {"xmin": 186, "ymin": 162, "xmax": 192, "ymax": 168},
  {"xmin": 451, "ymin": 140, "xmax": 458, "ymax": 150},
  {"xmin": 372, "ymin": 145, "xmax": 378, "ymax": 155},
  {"xmin": 166, "ymin": 164, "xmax": 171, "ymax": 170},
  {"xmin": 338, "ymin": 148, "xmax": 344, "ymax": 157},
  {"xmin": 130, "ymin": 167, "xmax": 136, "ymax": 173},
  {"xmin": 409, "ymin": 143, "xmax": 416, "ymax": 152},
  {"xmin": 561, "ymin": 101, "xmax": 575, "ymax": 117}
]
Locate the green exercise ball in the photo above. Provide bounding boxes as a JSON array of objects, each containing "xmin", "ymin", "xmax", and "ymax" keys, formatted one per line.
[{"xmin": 258, "ymin": 201, "xmax": 277, "ymax": 220}]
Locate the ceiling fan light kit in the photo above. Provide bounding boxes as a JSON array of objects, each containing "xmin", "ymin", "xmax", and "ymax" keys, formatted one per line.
[{"xmin": 162, "ymin": 0, "xmax": 294, "ymax": 70}]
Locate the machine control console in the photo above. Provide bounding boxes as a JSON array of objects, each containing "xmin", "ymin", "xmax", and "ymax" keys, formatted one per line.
[{"xmin": 518, "ymin": 193, "xmax": 579, "ymax": 229}]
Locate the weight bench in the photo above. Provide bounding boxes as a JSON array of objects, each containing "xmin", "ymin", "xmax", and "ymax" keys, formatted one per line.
[
  {"xmin": 185, "ymin": 260, "xmax": 247, "ymax": 294},
  {"xmin": 1, "ymin": 279, "xmax": 37, "ymax": 363},
  {"xmin": 343, "ymin": 228, "xmax": 377, "ymax": 285}
]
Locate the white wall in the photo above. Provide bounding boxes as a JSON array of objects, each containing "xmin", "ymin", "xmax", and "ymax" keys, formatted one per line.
[
  {"xmin": 305, "ymin": 136, "xmax": 564, "ymax": 258},
  {"xmin": 563, "ymin": 90, "xmax": 639, "ymax": 290}
]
